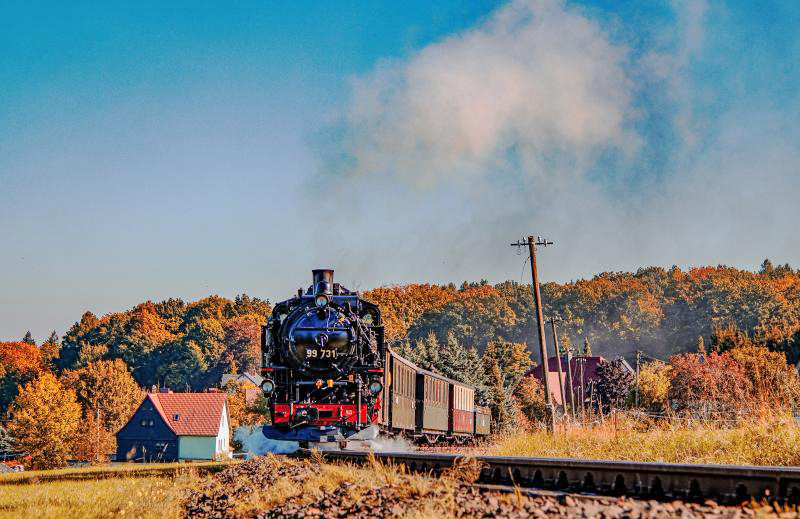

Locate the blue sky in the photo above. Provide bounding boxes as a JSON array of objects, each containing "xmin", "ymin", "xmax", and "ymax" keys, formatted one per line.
[{"xmin": 1, "ymin": 0, "xmax": 799, "ymax": 341}]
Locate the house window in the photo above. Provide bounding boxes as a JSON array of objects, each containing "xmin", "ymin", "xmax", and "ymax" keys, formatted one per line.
[
  {"xmin": 140, "ymin": 419, "xmax": 147, "ymax": 427},
  {"xmin": 149, "ymin": 420, "xmax": 154, "ymax": 427},
  {"xmin": 173, "ymin": 414, "xmax": 180, "ymax": 421}
]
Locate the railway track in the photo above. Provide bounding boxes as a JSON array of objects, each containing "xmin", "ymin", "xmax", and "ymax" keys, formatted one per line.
[{"xmin": 311, "ymin": 450, "xmax": 800, "ymax": 505}]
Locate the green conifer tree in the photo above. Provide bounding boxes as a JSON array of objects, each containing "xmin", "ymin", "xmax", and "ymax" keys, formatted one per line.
[{"xmin": 488, "ymin": 360, "xmax": 510, "ymax": 431}]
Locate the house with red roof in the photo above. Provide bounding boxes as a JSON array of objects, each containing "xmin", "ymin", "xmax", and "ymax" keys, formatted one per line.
[{"xmin": 115, "ymin": 391, "xmax": 230, "ymax": 462}]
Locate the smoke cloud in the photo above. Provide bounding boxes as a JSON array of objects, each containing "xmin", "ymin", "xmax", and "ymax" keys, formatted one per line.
[
  {"xmin": 338, "ymin": 0, "xmax": 636, "ymax": 189},
  {"xmin": 313, "ymin": 0, "xmax": 800, "ymax": 285}
]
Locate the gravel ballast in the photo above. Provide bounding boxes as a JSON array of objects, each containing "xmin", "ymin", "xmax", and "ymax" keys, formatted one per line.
[{"xmin": 182, "ymin": 457, "xmax": 788, "ymax": 518}]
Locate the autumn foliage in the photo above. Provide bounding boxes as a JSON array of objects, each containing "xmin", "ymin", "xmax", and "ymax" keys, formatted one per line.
[
  {"xmin": 0, "ymin": 341, "xmax": 43, "ymax": 416},
  {"xmin": 362, "ymin": 284, "xmax": 458, "ymax": 342},
  {"xmin": 366, "ymin": 263, "xmax": 800, "ymax": 361},
  {"xmin": 56, "ymin": 294, "xmax": 270, "ymax": 390},
  {"xmin": 8, "ymin": 373, "xmax": 82, "ymax": 469},
  {"xmin": 0, "ymin": 341, "xmax": 42, "ymax": 377}
]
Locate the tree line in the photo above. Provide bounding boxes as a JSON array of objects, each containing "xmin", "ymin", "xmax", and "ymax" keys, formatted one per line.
[
  {"xmin": 3, "ymin": 260, "xmax": 800, "ymax": 466},
  {"xmin": 364, "ymin": 259, "xmax": 800, "ymax": 362}
]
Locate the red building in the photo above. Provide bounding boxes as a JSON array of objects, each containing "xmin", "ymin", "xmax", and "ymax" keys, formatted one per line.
[{"xmin": 528, "ymin": 356, "xmax": 633, "ymax": 408}]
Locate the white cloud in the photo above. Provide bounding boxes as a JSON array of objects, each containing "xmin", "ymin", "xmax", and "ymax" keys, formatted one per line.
[
  {"xmin": 312, "ymin": 0, "xmax": 800, "ymax": 288},
  {"xmin": 341, "ymin": 0, "xmax": 637, "ymax": 188}
]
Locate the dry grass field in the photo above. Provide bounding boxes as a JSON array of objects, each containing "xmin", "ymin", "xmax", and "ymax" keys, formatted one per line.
[
  {"xmin": 489, "ymin": 416, "xmax": 800, "ymax": 466},
  {"xmin": 0, "ymin": 475, "xmax": 195, "ymax": 519},
  {"xmin": 4, "ymin": 419, "xmax": 800, "ymax": 519},
  {"xmin": 0, "ymin": 462, "xmax": 233, "ymax": 519}
]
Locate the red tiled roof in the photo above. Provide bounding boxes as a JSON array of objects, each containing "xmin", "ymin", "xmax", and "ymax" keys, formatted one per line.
[{"xmin": 147, "ymin": 393, "xmax": 227, "ymax": 437}]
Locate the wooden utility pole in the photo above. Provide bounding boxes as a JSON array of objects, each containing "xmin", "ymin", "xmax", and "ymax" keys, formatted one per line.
[
  {"xmin": 548, "ymin": 316, "xmax": 567, "ymax": 417},
  {"xmin": 565, "ymin": 344, "xmax": 575, "ymax": 420},
  {"xmin": 511, "ymin": 235, "xmax": 554, "ymax": 431},
  {"xmin": 579, "ymin": 358, "xmax": 586, "ymax": 423},
  {"xmin": 635, "ymin": 350, "xmax": 642, "ymax": 408}
]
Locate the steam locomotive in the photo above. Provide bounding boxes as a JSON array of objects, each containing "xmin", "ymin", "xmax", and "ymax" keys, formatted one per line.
[{"xmin": 260, "ymin": 269, "xmax": 490, "ymax": 447}]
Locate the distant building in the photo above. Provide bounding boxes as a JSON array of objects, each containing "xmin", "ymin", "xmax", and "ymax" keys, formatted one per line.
[
  {"xmin": 115, "ymin": 391, "xmax": 230, "ymax": 462},
  {"xmin": 528, "ymin": 355, "xmax": 633, "ymax": 407},
  {"xmin": 220, "ymin": 372, "xmax": 264, "ymax": 388},
  {"xmin": 220, "ymin": 373, "xmax": 264, "ymax": 405}
]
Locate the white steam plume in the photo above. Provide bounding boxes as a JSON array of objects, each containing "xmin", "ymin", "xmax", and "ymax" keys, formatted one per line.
[
  {"xmin": 234, "ymin": 426, "xmax": 299, "ymax": 457},
  {"xmin": 310, "ymin": 0, "xmax": 799, "ymax": 288}
]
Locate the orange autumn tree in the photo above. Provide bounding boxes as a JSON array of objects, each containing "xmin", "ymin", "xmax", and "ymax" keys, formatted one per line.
[
  {"xmin": 222, "ymin": 316, "xmax": 263, "ymax": 375},
  {"xmin": 9, "ymin": 373, "xmax": 82, "ymax": 469},
  {"xmin": 60, "ymin": 359, "xmax": 143, "ymax": 465},
  {"xmin": 61, "ymin": 359, "xmax": 143, "ymax": 433},
  {"xmin": 0, "ymin": 341, "xmax": 43, "ymax": 416},
  {"xmin": 73, "ymin": 411, "xmax": 117, "ymax": 465}
]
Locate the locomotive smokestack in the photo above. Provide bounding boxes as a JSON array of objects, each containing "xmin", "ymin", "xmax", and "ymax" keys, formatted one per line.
[{"xmin": 312, "ymin": 269, "xmax": 334, "ymax": 295}]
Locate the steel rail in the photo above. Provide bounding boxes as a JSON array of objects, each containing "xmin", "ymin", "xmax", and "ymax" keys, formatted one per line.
[{"xmin": 312, "ymin": 451, "xmax": 800, "ymax": 504}]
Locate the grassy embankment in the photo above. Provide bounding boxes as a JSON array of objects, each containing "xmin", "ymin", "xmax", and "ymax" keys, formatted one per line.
[
  {"xmin": 489, "ymin": 416, "xmax": 800, "ymax": 466},
  {"xmin": 0, "ymin": 462, "xmax": 235, "ymax": 519}
]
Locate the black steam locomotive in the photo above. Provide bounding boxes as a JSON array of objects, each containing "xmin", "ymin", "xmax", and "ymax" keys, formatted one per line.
[
  {"xmin": 260, "ymin": 269, "xmax": 386, "ymax": 444},
  {"xmin": 260, "ymin": 269, "xmax": 490, "ymax": 447}
]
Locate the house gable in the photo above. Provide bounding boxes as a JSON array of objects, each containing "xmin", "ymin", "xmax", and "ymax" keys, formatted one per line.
[
  {"xmin": 116, "ymin": 396, "xmax": 177, "ymax": 439},
  {"xmin": 115, "ymin": 395, "xmax": 178, "ymax": 462}
]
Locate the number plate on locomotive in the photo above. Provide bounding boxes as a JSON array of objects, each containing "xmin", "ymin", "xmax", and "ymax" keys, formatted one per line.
[{"xmin": 307, "ymin": 348, "xmax": 338, "ymax": 359}]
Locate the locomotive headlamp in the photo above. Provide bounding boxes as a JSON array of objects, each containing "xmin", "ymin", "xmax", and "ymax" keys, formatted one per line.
[
  {"xmin": 368, "ymin": 380, "xmax": 383, "ymax": 395},
  {"xmin": 315, "ymin": 379, "xmax": 324, "ymax": 389},
  {"xmin": 260, "ymin": 379, "xmax": 275, "ymax": 395},
  {"xmin": 315, "ymin": 294, "xmax": 329, "ymax": 308}
]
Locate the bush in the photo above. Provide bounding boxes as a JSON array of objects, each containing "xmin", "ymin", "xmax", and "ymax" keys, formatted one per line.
[
  {"xmin": 637, "ymin": 361, "xmax": 671, "ymax": 412},
  {"xmin": 727, "ymin": 345, "xmax": 800, "ymax": 408},
  {"xmin": 668, "ymin": 352, "xmax": 752, "ymax": 419},
  {"xmin": 513, "ymin": 376, "xmax": 549, "ymax": 428}
]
